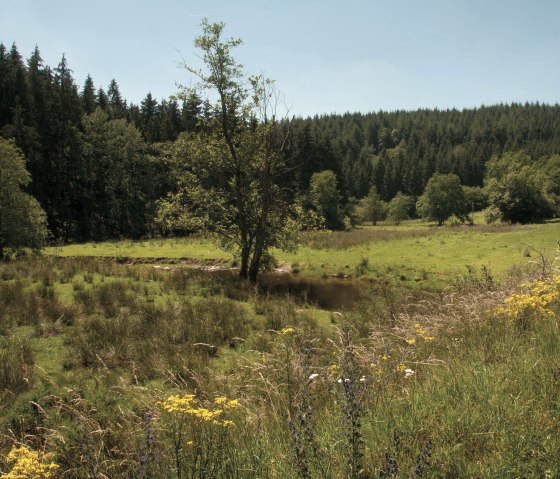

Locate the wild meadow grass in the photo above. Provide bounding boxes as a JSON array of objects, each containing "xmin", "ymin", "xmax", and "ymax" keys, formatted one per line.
[
  {"xmin": 45, "ymin": 221, "xmax": 560, "ymax": 290},
  {"xmin": 2, "ymin": 235, "xmax": 560, "ymax": 477}
]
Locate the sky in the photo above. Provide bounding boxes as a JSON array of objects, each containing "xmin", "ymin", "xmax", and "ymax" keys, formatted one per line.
[{"xmin": 1, "ymin": 0, "xmax": 559, "ymax": 117}]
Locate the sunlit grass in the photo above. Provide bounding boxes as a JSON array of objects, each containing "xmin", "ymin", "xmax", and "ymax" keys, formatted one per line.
[
  {"xmin": 46, "ymin": 236, "xmax": 228, "ymax": 261},
  {"xmin": 45, "ymin": 222, "xmax": 560, "ymax": 290}
]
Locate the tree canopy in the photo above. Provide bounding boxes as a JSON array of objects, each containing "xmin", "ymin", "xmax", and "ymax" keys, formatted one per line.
[
  {"xmin": 309, "ymin": 170, "xmax": 345, "ymax": 230},
  {"xmin": 355, "ymin": 185, "xmax": 387, "ymax": 225},
  {"xmin": 416, "ymin": 173, "xmax": 467, "ymax": 226},
  {"xmin": 0, "ymin": 138, "xmax": 48, "ymax": 258},
  {"xmin": 484, "ymin": 151, "xmax": 555, "ymax": 223},
  {"xmin": 387, "ymin": 192, "xmax": 414, "ymax": 225}
]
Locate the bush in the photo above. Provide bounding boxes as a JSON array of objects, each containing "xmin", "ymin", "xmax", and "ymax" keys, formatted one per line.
[{"xmin": 387, "ymin": 192, "xmax": 415, "ymax": 225}]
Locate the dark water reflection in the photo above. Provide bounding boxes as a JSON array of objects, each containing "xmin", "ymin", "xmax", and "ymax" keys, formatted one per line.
[
  {"xmin": 207, "ymin": 269, "xmax": 364, "ymax": 310},
  {"xmin": 259, "ymin": 273, "xmax": 364, "ymax": 310}
]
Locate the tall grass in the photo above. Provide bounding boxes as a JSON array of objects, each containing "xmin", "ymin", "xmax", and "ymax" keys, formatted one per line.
[
  {"xmin": 2, "ymin": 255, "xmax": 560, "ymax": 477},
  {"xmin": 0, "ymin": 336, "xmax": 34, "ymax": 394},
  {"xmin": 302, "ymin": 223, "xmax": 524, "ymax": 250}
]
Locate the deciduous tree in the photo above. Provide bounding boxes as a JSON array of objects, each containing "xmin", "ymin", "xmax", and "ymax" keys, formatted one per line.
[
  {"xmin": 356, "ymin": 185, "xmax": 387, "ymax": 225},
  {"xmin": 309, "ymin": 170, "xmax": 345, "ymax": 230},
  {"xmin": 387, "ymin": 191, "xmax": 414, "ymax": 225},
  {"xmin": 416, "ymin": 173, "xmax": 467, "ymax": 226},
  {"xmin": 0, "ymin": 138, "xmax": 48, "ymax": 258},
  {"xmin": 157, "ymin": 19, "xmax": 295, "ymax": 282},
  {"xmin": 484, "ymin": 152, "xmax": 554, "ymax": 223}
]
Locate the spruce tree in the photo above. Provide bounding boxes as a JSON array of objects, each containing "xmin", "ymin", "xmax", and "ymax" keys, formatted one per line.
[
  {"xmin": 107, "ymin": 78, "xmax": 126, "ymax": 119},
  {"xmin": 97, "ymin": 87, "xmax": 108, "ymax": 111},
  {"xmin": 81, "ymin": 75, "xmax": 97, "ymax": 114}
]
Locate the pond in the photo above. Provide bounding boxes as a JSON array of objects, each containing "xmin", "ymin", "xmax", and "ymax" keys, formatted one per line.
[{"xmin": 202, "ymin": 268, "xmax": 364, "ymax": 310}]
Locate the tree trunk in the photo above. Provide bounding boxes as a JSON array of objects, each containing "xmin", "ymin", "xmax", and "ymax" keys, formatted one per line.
[
  {"xmin": 239, "ymin": 244, "xmax": 250, "ymax": 279},
  {"xmin": 248, "ymin": 245, "xmax": 263, "ymax": 284}
]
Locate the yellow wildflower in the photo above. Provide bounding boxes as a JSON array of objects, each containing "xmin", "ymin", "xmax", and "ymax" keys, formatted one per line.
[
  {"xmin": 495, "ymin": 275, "xmax": 560, "ymax": 325},
  {"xmin": 158, "ymin": 394, "xmax": 196, "ymax": 413},
  {"xmin": 414, "ymin": 324, "xmax": 428, "ymax": 335},
  {"xmin": 280, "ymin": 327, "xmax": 295, "ymax": 335},
  {"xmin": 224, "ymin": 399, "xmax": 239, "ymax": 410},
  {"xmin": 160, "ymin": 393, "xmax": 240, "ymax": 422},
  {"xmin": 396, "ymin": 363, "xmax": 407, "ymax": 373},
  {"xmin": 214, "ymin": 397, "xmax": 239, "ymax": 410},
  {"xmin": 4, "ymin": 445, "xmax": 59, "ymax": 479},
  {"xmin": 188, "ymin": 407, "xmax": 223, "ymax": 421},
  {"xmin": 406, "ymin": 338, "xmax": 416, "ymax": 345}
]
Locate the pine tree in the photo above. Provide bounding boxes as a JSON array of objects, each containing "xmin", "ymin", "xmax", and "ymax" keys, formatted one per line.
[
  {"xmin": 0, "ymin": 43, "xmax": 9, "ymax": 126},
  {"xmin": 181, "ymin": 91, "xmax": 202, "ymax": 132},
  {"xmin": 8, "ymin": 43, "xmax": 32, "ymax": 125},
  {"xmin": 140, "ymin": 92, "xmax": 159, "ymax": 141},
  {"xmin": 107, "ymin": 78, "xmax": 126, "ymax": 119},
  {"xmin": 97, "ymin": 87, "xmax": 108, "ymax": 111},
  {"xmin": 81, "ymin": 75, "xmax": 97, "ymax": 114}
]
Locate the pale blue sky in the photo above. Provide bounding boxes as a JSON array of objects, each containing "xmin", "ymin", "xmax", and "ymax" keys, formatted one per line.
[{"xmin": 2, "ymin": 0, "xmax": 559, "ymax": 117}]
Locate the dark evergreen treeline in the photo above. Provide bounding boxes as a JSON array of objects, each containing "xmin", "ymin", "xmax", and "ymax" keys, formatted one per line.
[
  {"xmin": 0, "ymin": 43, "xmax": 204, "ymax": 242},
  {"xmin": 285, "ymin": 105, "xmax": 560, "ymax": 201},
  {"xmin": 2, "ymin": 42, "xmax": 560, "ymax": 241}
]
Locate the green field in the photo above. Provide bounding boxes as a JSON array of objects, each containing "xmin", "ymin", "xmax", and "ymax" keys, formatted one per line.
[{"xmin": 47, "ymin": 221, "xmax": 560, "ymax": 289}]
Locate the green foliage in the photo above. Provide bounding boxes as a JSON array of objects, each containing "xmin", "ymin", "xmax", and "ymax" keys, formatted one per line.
[
  {"xmin": 0, "ymin": 138, "xmax": 48, "ymax": 257},
  {"xmin": 355, "ymin": 185, "xmax": 387, "ymax": 225},
  {"xmin": 539, "ymin": 154, "xmax": 560, "ymax": 215},
  {"xmin": 484, "ymin": 152, "xmax": 554, "ymax": 223},
  {"xmin": 387, "ymin": 191, "xmax": 414, "ymax": 225},
  {"xmin": 309, "ymin": 170, "xmax": 345, "ymax": 230},
  {"xmin": 416, "ymin": 173, "xmax": 467, "ymax": 226},
  {"xmin": 463, "ymin": 185, "xmax": 488, "ymax": 212},
  {"xmin": 3, "ymin": 39, "xmax": 560, "ymax": 243},
  {"xmin": 81, "ymin": 109, "xmax": 150, "ymax": 239}
]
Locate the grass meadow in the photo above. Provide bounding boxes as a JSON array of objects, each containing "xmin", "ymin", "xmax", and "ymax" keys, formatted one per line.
[
  {"xmin": 47, "ymin": 220, "xmax": 560, "ymax": 289},
  {"xmin": 2, "ymin": 221, "xmax": 560, "ymax": 477}
]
